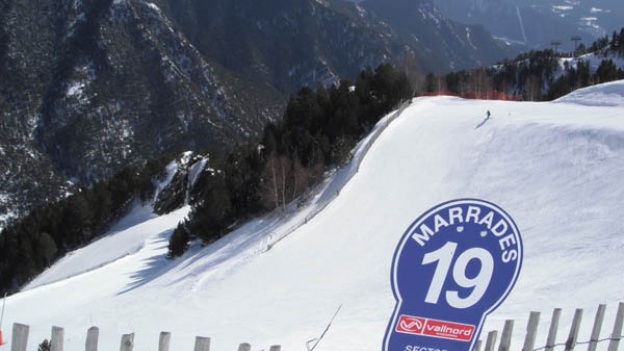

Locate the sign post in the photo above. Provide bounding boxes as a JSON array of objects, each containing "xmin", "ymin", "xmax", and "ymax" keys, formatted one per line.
[{"xmin": 384, "ymin": 199, "xmax": 523, "ymax": 351}]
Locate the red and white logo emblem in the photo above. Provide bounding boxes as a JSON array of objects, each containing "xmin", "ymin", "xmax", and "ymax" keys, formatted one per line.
[
  {"xmin": 396, "ymin": 315, "xmax": 426, "ymax": 334},
  {"xmin": 396, "ymin": 314, "xmax": 475, "ymax": 341}
]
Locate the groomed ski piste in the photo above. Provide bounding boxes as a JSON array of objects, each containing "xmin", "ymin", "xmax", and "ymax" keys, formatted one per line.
[{"xmin": 5, "ymin": 80, "xmax": 624, "ymax": 351}]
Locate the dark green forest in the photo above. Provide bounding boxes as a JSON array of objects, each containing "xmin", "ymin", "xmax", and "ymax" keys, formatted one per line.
[
  {"xmin": 422, "ymin": 29, "xmax": 624, "ymax": 101},
  {"xmin": 0, "ymin": 63, "xmax": 412, "ymax": 292},
  {"xmin": 167, "ymin": 63, "xmax": 412, "ymax": 257},
  {"xmin": 0, "ymin": 159, "xmax": 168, "ymax": 292}
]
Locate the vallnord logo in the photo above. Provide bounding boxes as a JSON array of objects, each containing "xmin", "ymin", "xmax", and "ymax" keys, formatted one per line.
[
  {"xmin": 397, "ymin": 316, "xmax": 426, "ymax": 334},
  {"xmin": 396, "ymin": 315, "xmax": 475, "ymax": 342}
]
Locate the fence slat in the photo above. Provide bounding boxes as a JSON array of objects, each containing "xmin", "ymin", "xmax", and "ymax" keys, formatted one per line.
[
  {"xmin": 565, "ymin": 309, "xmax": 584, "ymax": 351},
  {"xmin": 120, "ymin": 333, "xmax": 134, "ymax": 351},
  {"xmin": 608, "ymin": 302, "xmax": 624, "ymax": 351},
  {"xmin": 11, "ymin": 323, "xmax": 29, "ymax": 351},
  {"xmin": 159, "ymin": 332, "xmax": 171, "ymax": 351},
  {"xmin": 51, "ymin": 326, "xmax": 64, "ymax": 351},
  {"xmin": 85, "ymin": 327, "xmax": 99, "ymax": 351},
  {"xmin": 546, "ymin": 308, "xmax": 563, "ymax": 351},
  {"xmin": 588, "ymin": 304, "xmax": 607, "ymax": 351},
  {"xmin": 269, "ymin": 346, "xmax": 281, "ymax": 351},
  {"xmin": 237, "ymin": 343, "xmax": 251, "ymax": 351},
  {"xmin": 194, "ymin": 336, "xmax": 211, "ymax": 351},
  {"xmin": 485, "ymin": 331, "xmax": 498, "ymax": 351},
  {"xmin": 475, "ymin": 339, "xmax": 483, "ymax": 351},
  {"xmin": 499, "ymin": 320, "xmax": 514, "ymax": 351},
  {"xmin": 523, "ymin": 311, "xmax": 541, "ymax": 351}
]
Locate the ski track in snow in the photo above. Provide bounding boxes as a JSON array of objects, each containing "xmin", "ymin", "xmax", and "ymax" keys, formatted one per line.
[{"xmin": 5, "ymin": 81, "xmax": 624, "ymax": 351}]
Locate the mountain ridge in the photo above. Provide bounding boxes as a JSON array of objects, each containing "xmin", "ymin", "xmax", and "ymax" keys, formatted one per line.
[{"xmin": 0, "ymin": 0, "xmax": 512, "ymax": 228}]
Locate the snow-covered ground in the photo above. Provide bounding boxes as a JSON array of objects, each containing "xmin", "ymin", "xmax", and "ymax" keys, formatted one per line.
[{"xmin": 5, "ymin": 81, "xmax": 624, "ymax": 351}]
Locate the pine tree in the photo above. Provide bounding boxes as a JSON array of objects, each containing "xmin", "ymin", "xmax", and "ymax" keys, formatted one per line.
[
  {"xmin": 223, "ymin": 146, "xmax": 263, "ymax": 216},
  {"xmin": 594, "ymin": 60, "xmax": 619, "ymax": 84},
  {"xmin": 327, "ymin": 82, "xmax": 359, "ymax": 142},
  {"xmin": 167, "ymin": 223, "xmax": 190, "ymax": 259},
  {"xmin": 34, "ymin": 232, "xmax": 57, "ymax": 268},
  {"xmin": 424, "ymin": 73, "xmax": 438, "ymax": 94},
  {"xmin": 187, "ymin": 172, "xmax": 232, "ymax": 243}
]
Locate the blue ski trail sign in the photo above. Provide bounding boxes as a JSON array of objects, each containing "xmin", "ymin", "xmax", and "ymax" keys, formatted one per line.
[{"xmin": 384, "ymin": 199, "xmax": 523, "ymax": 351}]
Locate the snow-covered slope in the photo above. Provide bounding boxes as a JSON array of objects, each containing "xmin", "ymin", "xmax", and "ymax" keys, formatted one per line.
[
  {"xmin": 5, "ymin": 82, "xmax": 624, "ymax": 351},
  {"xmin": 555, "ymin": 79, "xmax": 624, "ymax": 107}
]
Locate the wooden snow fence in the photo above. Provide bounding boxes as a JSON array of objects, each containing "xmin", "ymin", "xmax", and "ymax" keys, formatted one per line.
[
  {"xmin": 7, "ymin": 303, "xmax": 624, "ymax": 351},
  {"xmin": 477, "ymin": 303, "xmax": 624, "ymax": 351},
  {"xmin": 8, "ymin": 324, "xmax": 282, "ymax": 351}
]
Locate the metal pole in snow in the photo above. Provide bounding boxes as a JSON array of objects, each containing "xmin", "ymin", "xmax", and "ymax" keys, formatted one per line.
[
  {"xmin": 0, "ymin": 292, "xmax": 6, "ymax": 330},
  {"xmin": 307, "ymin": 304, "xmax": 343, "ymax": 351},
  {"xmin": 0, "ymin": 292, "xmax": 6, "ymax": 346}
]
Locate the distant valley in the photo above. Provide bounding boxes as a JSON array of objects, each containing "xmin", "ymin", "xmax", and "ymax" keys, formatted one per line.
[{"xmin": 433, "ymin": 0, "xmax": 624, "ymax": 51}]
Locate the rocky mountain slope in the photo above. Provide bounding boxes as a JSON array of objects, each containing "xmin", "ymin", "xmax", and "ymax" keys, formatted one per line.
[
  {"xmin": 361, "ymin": 0, "xmax": 511, "ymax": 71},
  {"xmin": 0, "ymin": 0, "xmax": 284, "ymax": 226},
  {"xmin": 0, "ymin": 0, "xmax": 512, "ymax": 228}
]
